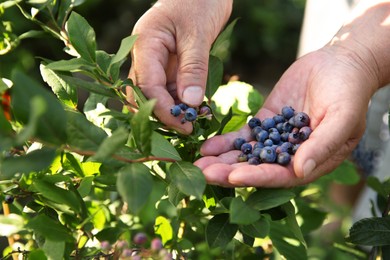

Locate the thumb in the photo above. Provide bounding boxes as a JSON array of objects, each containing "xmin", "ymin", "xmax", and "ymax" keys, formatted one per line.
[{"xmin": 176, "ymin": 39, "xmax": 210, "ymax": 107}]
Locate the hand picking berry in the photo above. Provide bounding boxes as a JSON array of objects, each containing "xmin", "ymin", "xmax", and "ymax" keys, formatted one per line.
[
  {"xmin": 233, "ymin": 106, "xmax": 312, "ymax": 166},
  {"xmin": 170, "ymin": 103, "xmax": 212, "ymax": 123}
]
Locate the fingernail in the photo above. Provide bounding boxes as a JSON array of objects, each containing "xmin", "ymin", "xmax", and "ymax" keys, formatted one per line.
[
  {"xmin": 182, "ymin": 86, "xmax": 203, "ymax": 106},
  {"xmin": 303, "ymin": 159, "xmax": 316, "ymax": 178}
]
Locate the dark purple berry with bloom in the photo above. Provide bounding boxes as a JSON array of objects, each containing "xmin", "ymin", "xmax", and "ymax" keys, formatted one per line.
[
  {"xmin": 184, "ymin": 107, "xmax": 197, "ymax": 122},
  {"xmin": 133, "ymin": 232, "xmax": 148, "ymax": 245},
  {"xmin": 151, "ymin": 238, "xmax": 163, "ymax": 251},
  {"xmin": 238, "ymin": 153, "xmax": 248, "ymax": 162},
  {"xmin": 288, "ymin": 132, "xmax": 300, "ymax": 144},
  {"xmin": 261, "ymin": 118, "xmax": 276, "ymax": 130},
  {"xmin": 248, "ymin": 157, "xmax": 261, "ymax": 165},
  {"xmin": 251, "ymin": 126, "xmax": 263, "ymax": 139},
  {"xmin": 234, "ymin": 137, "xmax": 246, "ymax": 150},
  {"xmin": 282, "ymin": 122, "xmax": 294, "ymax": 133},
  {"xmin": 253, "ymin": 142, "xmax": 265, "ymax": 150},
  {"xmin": 291, "ymin": 127, "xmax": 299, "ymax": 134},
  {"xmin": 241, "ymin": 143, "xmax": 252, "ymax": 154},
  {"xmin": 293, "ymin": 112, "xmax": 310, "ymax": 128},
  {"xmin": 170, "ymin": 105, "xmax": 182, "ymax": 117},
  {"xmin": 277, "ymin": 152, "xmax": 291, "ymax": 165},
  {"xmin": 255, "ymin": 130, "xmax": 269, "ymax": 142},
  {"xmin": 264, "ymin": 139, "xmax": 273, "ymax": 147},
  {"xmin": 248, "ymin": 117, "xmax": 261, "ymax": 129},
  {"xmin": 269, "ymin": 131, "xmax": 281, "ymax": 143},
  {"xmin": 4, "ymin": 195, "xmax": 14, "ymax": 204},
  {"xmin": 252, "ymin": 147, "xmax": 263, "ymax": 157},
  {"xmin": 276, "ymin": 142, "xmax": 293, "ymax": 154},
  {"xmin": 273, "ymin": 114, "xmax": 285, "ymax": 124},
  {"xmin": 178, "ymin": 103, "xmax": 189, "ymax": 111},
  {"xmin": 260, "ymin": 146, "xmax": 277, "ymax": 163},
  {"xmin": 299, "ymin": 126, "xmax": 312, "ymax": 141},
  {"xmin": 281, "ymin": 132, "xmax": 289, "ymax": 142},
  {"xmin": 199, "ymin": 105, "xmax": 211, "ymax": 116},
  {"xmin": 281, "ymin": 106, "xmax": 295, "ymax": 119}
]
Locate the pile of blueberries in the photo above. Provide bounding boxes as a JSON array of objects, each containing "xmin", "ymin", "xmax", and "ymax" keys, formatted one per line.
[
  {"xmin": 170, "ymin": 103, "xmax": 211, "ymax": 123},
  {"xmin": 233, "ymin": 106, "xmax": 312, "ymax": 166}
]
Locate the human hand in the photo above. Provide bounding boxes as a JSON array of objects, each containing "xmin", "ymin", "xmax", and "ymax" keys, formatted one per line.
[
  {"xmin": 127, "ymin": 0, "xmax": 232, "ymax": 134},
  {"xmin": 195, "ymin": 47, "xmax": 379, "ymax": 188}
]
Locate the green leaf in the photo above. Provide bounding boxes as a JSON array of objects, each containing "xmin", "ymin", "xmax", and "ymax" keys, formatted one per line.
[
  {"xmin": 246, "ymin": 188, "xmax": 296, "ymax": 211},
  {"xmin": 90, "ymin": 127, "xmax": 129, "ymax": 162},
  {"xmin": 206, "ymin": 213, "xmax": 238, "ymax": 249},
  {"xmin": 44, "ymin": 58, "xmax": 95, "ymax": 72},
  {"xmin": 77, "ymin": 175, "xmax": 94, "ymax": 197},
  {"xmin": 239, "ymin": 217, "xmax": 270, "ymax": 238},
  {"xmin": 127, "ymin": 81, "xmax": 148, "ymax": 107},
  {"xmin": 11, "ymin": 70, "xmax": 67, "ymax": 145},
  {"xmin": 130, "ymin": 99, "xmax": 156, "ymax": 156},
  {"xmin": 42, "ymin": 240, "xmax": 65, "ymax": 260},
  {"xmin": 347, "ymin": 216, "xmax": 390, "ymax": 246},
  {"xmin": 367, "ymin": 176, "xmax": 390, "ymax": 198},
  {"xmin": 221, "ymin": 113, "xmax": 248, "ymax": 134},
  {"xmin": 322, "ymin": 160, "xmax": 360, "ymax": 185},
  {"xmin": 269, "ymin": 221, "xmax": 307, "ymax": 260},
  {"xmin": 66, "ymin": 110, "xmax": 108, "ymax": 151},
  {"xmin": 66, "ymin": 12, "xmax": 96, "ymax": 62},
  {"xmin": 210, "ymin": 19, "xmax": 238, "ymax": 59},
  {"xmin": 116, "ymin": 163, "xmax": 153, "ymax": 214},
  {"xmin": 205, "ymin": 55, "xmax": 223, "ymax": 100},
  {"xmin": 110, "ymin": 35, "xmax": 137, "ymax": 66},
  {"xmin": 56, "ymin": 74, "xmax": 117, "ymax": 98},
  {"xmin": 151, "ymin": 132, "xmax": 181, "ymax": 161},
  {"xmin": 32, "ymin": 178, "xmax": 82, "ymax": 214},
  {"xmin": 295, "ymin": 198, "xmax": 327, "ymax": 234},
  {"xmin": 229, "ymin": 197, "xmax": 260, "ymax": 225},
  {"xmin": 0, "ymin": 147, "xmax": 56, "ymax": 179},
  {"xmin": 154, "ymin": 216, "xmax": 173, "ymax": 245},
  {"xmin": 26, "ymin": 215, "xmax": 74, "ymax": 242},
  {"xmin": 0, "ymin": 106, "xmax": 12, "ymax": 137},
  {"xmin": 168, "ymin": 183, "xmax": 186, "ymax": 206},
  {"xmin": 169, "ymin": 161, "xmax": 206, "ymax": 200},
  {"xmin": 282, "ymin": 202, "xmax": 306, "ymax": 248}
]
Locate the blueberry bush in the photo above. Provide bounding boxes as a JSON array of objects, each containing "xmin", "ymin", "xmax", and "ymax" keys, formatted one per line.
[{"xmin": 1, "ymin": 1, "xmax": 390, "ymax": 259}]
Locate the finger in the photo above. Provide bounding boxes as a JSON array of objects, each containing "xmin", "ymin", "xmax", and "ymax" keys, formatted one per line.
[
  {"xmin": 176, "ymin": 35, "xmax": 210, "ymax": 107},
  {"xmin": 293, "ymin": 106, "xmax": 365, "ymax": 179}
]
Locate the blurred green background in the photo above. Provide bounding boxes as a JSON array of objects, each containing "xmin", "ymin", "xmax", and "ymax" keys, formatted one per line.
[{"xmin": 0, "ymin": 0, "xmax": 306, "ymax": 97}]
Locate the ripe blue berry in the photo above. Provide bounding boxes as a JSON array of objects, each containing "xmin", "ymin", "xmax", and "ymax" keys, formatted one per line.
[
  {"xmin": 170, "ymin": 105, "xmax": 182, "ymax": 117},
  {"xmin": 252, "ymin": 147, "xmax": 263, "ymax": 157},
  {"xmin": 264, "ymin": 139, "xmax": 273, "ymax": 147},
  {"xmin": 293, "ymin": 112, "xmax": 310, "ymax": 128},
  {"xmin": 299, "ymin": 126, "xmax": 312, "ymax": 141},
  {"xmin": 277, "ymin": 152, "xmax": 291, "ymax": 165},
  {"xmin": 233, "ymin": 137, "xmax": 246, "ymax": 150},
  {"xmin": 273, "ymin": 114, "xmax": 285, "ymax": 124},
  {"xmin": 178, "ymin": 103, "xmax": 189, "ymax": 111},
  {"xmin": 253, "ymin": 142, "xmax": 265, "ymax": 150},
  {"xmin": 248, "ymin": 157, "xmax": 261, "ymax": 165},
  {"xmin": 281, "ymin": 106, "xmax": 295, "ymax": 119},
  {"xmin": 248, "ymin": 117, "xmax": 261, "ymax": 129},
  {"xmin": 269, "ymin": 131, "xmax": 281, "ymax": 143},
  {"xmin": 261, "ymin": 118, "xmax": 276, "ymax": 130},
  {"xmin": 241, "ymin": 143, "xmax": 252, "ymax": 154},
  {"xmin": 184, "ymin": 107, "xmax": 197, "ymax": 122},
  {"xmin": 260, "ymin": 146, "xmax": 277, "ymax": 163},
  {"xmin": 282, "ymin": 122, "xmax": 294, "ymax": 133},
  {"xmin": 288, "ymin": 132, "xmax": 300, "ymax": 144},
  {"xmin": 255, "ymin": 130, "xmax": 269, "ymax": 143},
  {"xmin": 4, "ymin": 195, "xmax": 14, "ymax": 204}
]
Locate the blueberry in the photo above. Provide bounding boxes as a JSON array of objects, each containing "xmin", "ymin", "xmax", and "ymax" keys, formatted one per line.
[
  {"xmin": 261, "ymin": 118, "xmax": 276, "ymax": 130},
  {"xmin": 184, "ymin": 107, "xmax": 197, "ymax": 122},
  {"xmin": 282, "ymin": 122, "xmax": 294, "ymax": 133},
  {"xmin": 269, "ymin": 131, "xmax": 281, "ymax": 143},
  {"xmin": 255, "ymin": 130, "xmax": 269, "ymax": 143},
  {"xmin": 273, "ymin": 114, "xmax": 285, "ymax": 124},
  {"xmin": 251, "ymin": 126, "xmax": 263, "ymax": 139},
  {"xmin": 276, "ymin": 122, "xmax": 284, "ymax": 133},
  {"xmin": 241, "ymin": 143, "xmax": 252, "ymax": 154},
  {"xmin": 292, "ymin": 144, "xmax": 301, "ymax": 154},
  {"xmin": 293, "ymin": 112, "xmax": 310, "ymax": 128},
  {"xmin": 248, "ymin": 117, "xmax": 261, "ymax": 129},
  {"xmin": 276, "ymin": 142, "xmax": 293, "ymax": 154},
  {"xmin": 4, "ymin": 195, "xmax": 14, "ymax": 204},
  {"xmin": 288, "ymin": 132, "xmax": 300, "ymax": 144},
  {"xmin": 277, "ymin": 152, "xmax": 291, "ymax": 165},
  {"xmin": 281, "ymin": 106, "xmax": 295, "ymax": 119},
  {"xmin": 151, "ymin": 238, "xmax": 163, "ymax": 251},
  {"xmin": 199, "ymin": 105, "xmax": 211, "ymax": 116},
  {"xmin": 233, "ymin": 137, "xmax": 246, "ymax": 150},
  {"xmin": 255, "ymin": 246, "xmax": 265, "ymax": 257},
  {"xmin": 264, "ymin": 139, "xmax": 273, "ymax": 147},
  {"xmin": 299, "ymin": 126, "xmax": 312, "ymax": 141},
  {"xmin": 133, "ymin": 232, "xmax": 148, "ymax": 245},
  {"xmin": 178, "ymin": 103, "xmax": 189, "ymax": 111},
  {"xmin": 122, "ymin": 249, "xmax": 133, "ymax": 257},
  {"xmin": 253, "ymin": 142, "xmax": 265, "ymax": 150},
  {"xmin": 248, "ymin": 157, "xmax": 261, "ymax": 165},
  {"xmin": 170, "ymin": 105, "xmax": 182, "ymax": 117},
  {"xmin": 260, "ymin": 146, "xmax": 277, "ymax": 163},
  {"xmin": 252, "ymin": 147, "xmax": 263, "ymax": 157},
  {"xmin": 280, "ymin": 132, "xmax": 289, "ymax": 142}
]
